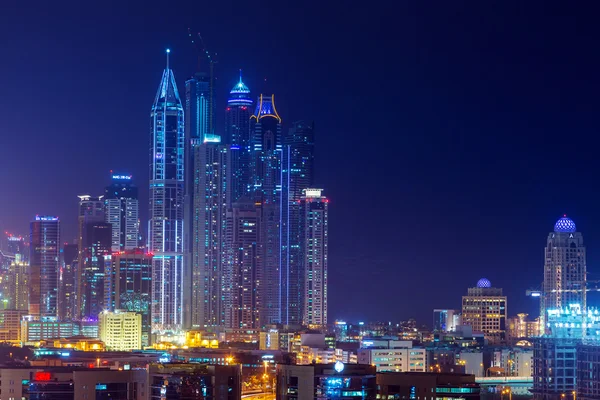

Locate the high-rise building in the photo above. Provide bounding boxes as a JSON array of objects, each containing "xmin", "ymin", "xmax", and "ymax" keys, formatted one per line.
[
  {"xmin": 433, "ymin": 309, "xmax": 461, "ymax": 332},
  {"xmin": 226, "ymin": 73, "xmax": 253, "ymax": 204},
  {"xmin": 540, "ymin": 216, "xmax": 586, "ymax": 333},
  {"xmin": 250, "ymin": 94, "xmax": 282, "ymax": 326},
  {"xmin": 59, "ymin": 243, "xmax": 78, "ymax": 320},
  {"xmin": 301, "ymin": 189, "xmax": 329, "ymax": 326},
  {"xmin": 281, "ymin": 121, "xmax": 316, "ymax": 326},
  {"xmin": 224, "ymin": 199, "xmax": 262, "ymax": 329},
  {"xmin": 80, "ymin": 222, "xmax": 112, "ymax": 319},
  {"xmin": 9, "ymin": 258, "xmax": 28, "ymax": 311},
  {"xmin": 461, "ymin": 278, "xmax": 507, "ymax": 344},
  {"xmin": 99, "ymin": 310, "xmax": 142, "ymax": 351},
  {"xmin": 191, "ymin": 139, "xmax": 229, "ymax": 328},
  {"xmin": 106, "ymin": 250, "xmax": 152, "ymax": 346},
  {"xmin": 149, "ymin": 50, "xmax": 185, "ymax": 331},
  {"xmin": 76, "ymin": 195, "xmax": 105, "ymax": 320},
  {"xmin": 105, "ymin": 173, "xmax": 139, "ymax": 252},
  {"xmin": 29, "ymin": 216, "xmax": 60, "ymax": 318}
]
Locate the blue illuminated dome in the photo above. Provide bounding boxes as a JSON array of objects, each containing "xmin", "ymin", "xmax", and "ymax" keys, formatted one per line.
[
  {"xmin": 477, "ymin": 278, "xmax": 491, "ymax": 288},
  {"xmin": 554, "ymin": 215, "xmax": 576, "ymax": 233}
]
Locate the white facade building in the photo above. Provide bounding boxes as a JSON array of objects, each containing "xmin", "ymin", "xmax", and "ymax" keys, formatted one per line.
[{"xmin": 99, "ymin": 310, "xmax": 142, "ymax": 351}]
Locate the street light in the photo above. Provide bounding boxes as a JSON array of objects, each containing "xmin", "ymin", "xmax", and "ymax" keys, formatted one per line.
[{"xmin": 573, "ymin": 391, "xmax": 576, "ymax": 400}]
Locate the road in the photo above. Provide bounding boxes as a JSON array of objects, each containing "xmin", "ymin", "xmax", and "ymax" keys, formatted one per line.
[{"xmin": 242, "ymin": 391, "xmax": 275, "ymax": 400}]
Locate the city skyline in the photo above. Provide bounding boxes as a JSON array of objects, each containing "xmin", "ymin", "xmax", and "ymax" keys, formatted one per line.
[{"xmin": 4, "ymin": 2, "xmax": 600, "ymax": 324}]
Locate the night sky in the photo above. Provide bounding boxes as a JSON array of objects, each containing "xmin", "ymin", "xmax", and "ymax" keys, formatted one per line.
[{"xmin": 2, "ymin": 1, "xmax": 600, "ymax": 325}]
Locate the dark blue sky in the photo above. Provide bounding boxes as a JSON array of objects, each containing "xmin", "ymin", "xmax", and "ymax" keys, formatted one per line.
[{"xmin": 2, "ymin": 1, "xmax": 600, "ymax": 324}]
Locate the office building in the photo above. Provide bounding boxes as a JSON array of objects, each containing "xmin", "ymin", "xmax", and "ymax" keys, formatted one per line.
[
  {"xmin": 250, "ymin": 94, "xmax": 283, "ymax": 326},
  {"xmin": 149, "ymin": 50, "xmax": 185, "ymax": 331},
  {"xmin": 30, "ymin": 216, "xmax": 60, "ymax": 318},
  {"xmin": 149, "ymin": 363, "xmax": 241, "ymax": 400},
  {"xmin": 9, "ymin": 258, "xmax": 28, "ymax": 310},
  {"xmin": 461, "ymin": 278, "xmax": 507, "ymax": 344},
  {"xmin": 0, "ymin": 309, "xmax": 27, "ymax": 343},
  {"xmin": 507, "ymin": 313, "xmax": 540, "ymax": 342},
  {"xmin": 106, "ymin": 250, "xmax": 152, "ymax": 346},
  {"xmin": 224, "ymin": 199, "xmax": 262, "ymax": 329},
  {"xmin": 99, "ymin": 310, "xmax": 142, "ymax": 351},
  {"xmin": 377, "ymin": 372, "xmax": 480, "ymax": 400},
  {"xmin": 301, "ymin": 189, "xmax": 329, "ymax": 326},
  {"xmin": 276, "ymin": 363, "xmax": 377, "ymax": 400},
  {"xmin": 433, "ymin": 309, "xmax": 462, "ymax": 332},
  {"xmin": 281, "ymin": 120, "xmax": 316, "ymax": 326},
  {"xmin": 59, "ymin": 243, "xmax": 77, "ymax": 320},
  {"xmin": 76, "ymin": 195, "xmax": 105, "ymax": 320},
  {"xmin": 80, "ymin": 221, "xmax": 112, "ymax": 319},
  {"xmin": 540, "ymin": 216, "xmax": 586, "ymax": 334},
  {"xmin": 191, "ymin": 139, "xmax": 229, "ymax": 328},
  {"xmin": 358, "ymin": 339, "xmax": 427, "ymax": 372},
  {"xmin": 105, "ymin": 173, "xmax": 139, "ymax": 252},
  {"xmin": 21, "ymin": 318, "xmax": 78, "ymax": 344},
  {"xmin": 227, "ymin": 73, "xmax": 253, "ymax": 203}
]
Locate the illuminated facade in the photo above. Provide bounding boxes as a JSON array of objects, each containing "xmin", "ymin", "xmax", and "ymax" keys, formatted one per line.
[
  {"xmin": 9, "ymin": 258, "xmax": 28, "ymax": 311},
  {"xmin": 461, "ymin": 279, "xmax": 507, "ymax": 344},
  {"xmin": 58, "ymin": 243, "xmax": 77, "ymax": 320},
  {"xmin": 433, "ymin": 309, "xmax": 462, "ymax": 332},
  {"xmin": 250, "ymin": 94, "xmax": 282, "ymax": 326},
  {"xmin": 191, "ymin": 139, "xmax": 229, "ymax": 328},
  {"xmin": 507, "ymin": 313, "xmax": 540, "ymax": 341},
  {"xmin": 540, "ymin": 216, "xmax": 586, "ymax": 334},
  {"xmin": 301, "ymin": 189, "xmax": 328, "ymax": 326},
  {"xmin": 226, "ymin": 73, "xmax": 253, "ymax": 203},
  {"xmin": 224, "ymin": 199, "xmax": 262, "ymax": 329},
  {"xmin": 99, "ymin": 310, "xmax": 142, "ymax": 351},
  {"xmin": 106, "ymin": 250, "xmax": 152, "ymax": 346},
  {"xmin": 105, "ymin": 174, "xmax": 139, "ymax": 252},
  {"xmin": 149, "ymin": 50, "xmax": 185, "ymax": 331},
  {"xmin": 80, "ymin": 221, "xmax": 112, "ymax": 319},
  {"xmin": 29, "ymin": 216, "xmax": 60, "ymax": 318},
  {"xmin": 76, "ymin": 195, "xmax": 105, "ymax": 320}
]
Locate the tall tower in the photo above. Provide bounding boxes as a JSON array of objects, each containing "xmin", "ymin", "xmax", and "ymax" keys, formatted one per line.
[
  {"xmin": 540, "ymin": 216, "xmax": 586, "ymax": 332},
  {"xmin": 301, "ymin": 189, "xmax": 328, "ymax": 326},
  {"xmin": 282, "ymin": 120, "xmax": 315, "ymax": 325},
  {"xmin": 224, "ymin": 199, "xmax": 262, "ymax": 329},
  {"xmin": 226, "ymin": 73, "xmax": 253, "ymax": 203},
  {"xmin": 105, "ymin": 173, "xmax": 139, "ymax": 252},
  {"xmin": 191, "ymin": 138, "xmax": 229, "ymax": 328},
  {"xmin": 149, "ymin": 49, "xmax": 185, "ymax": 331},
  {"xmin": 58, "ymin": 243, "xmax": 78, "ymax": 320},
  {"xmin": 461, "ymin": 278, "xmax": 507, "ymax": 344},
  {"xmin": 29, "ymin": 216, "xmax": 60, "ymax": 318},
  {"xmin": 76, "ymin": 195, "xmax": 104, "ymax": 319},
  {"xmin": 250, "ymin": 94, "xmax": 282, "ymax": 326}
]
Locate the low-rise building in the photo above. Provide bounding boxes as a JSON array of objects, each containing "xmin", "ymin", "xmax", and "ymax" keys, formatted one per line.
[
  {"xmin": 99, "ymin": 310, "xmax": 142, "ymax": 351},
  {"xmin": 377, "ymin": 371, "xmax": 480, "ymax": 400},
  {"xmin": 358, "ymin": 339, "xmax": 427, "ymax": 372}
]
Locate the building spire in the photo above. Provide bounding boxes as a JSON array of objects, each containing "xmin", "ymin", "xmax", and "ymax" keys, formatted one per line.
[
  {"xmin": 166, "ymin": 48, "xmax": 171, "ymax": 70},
  {"xmin": 239, "ymin": 69, "xmax": 243, "ymax": 84}
]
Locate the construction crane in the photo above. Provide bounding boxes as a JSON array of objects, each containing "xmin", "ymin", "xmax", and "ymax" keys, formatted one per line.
[{"xmin": 187, "ymin": 29, "xmax": 218, "ymax": 134}]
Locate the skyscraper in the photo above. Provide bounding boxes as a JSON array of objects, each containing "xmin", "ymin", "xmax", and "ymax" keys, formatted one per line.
[
  {"xmin": 191, "ymin": 139, "xmax": 229, "ymax": 328},
  {"xmin": 105, "ymin": 173, "xmax": 139, "ymax": 252},
  {"xmin": 301, "ymin": 189, "xmax": 328, "ymax": 326},
  {"xmin": 76, "ymin": 195, "xmax": 105, "ymax": 319},
  {"xmin": 540, "ymin": 216, "xmax": 586, "ymax": 333},
  {"xmin": 250, "ymin": 94, "xmax": 282, "ymax": 326},
  {"xmin": 29, "ymin": 216, "xmax": 60, "ymax": 318},
  {"xmin": 80, "ymin": 222, "xmax": 112, "ymax": 319},
  {"xmin": 461, "ymin": 278, "xmax": 507, "ymax": 344},
  {"xmin": 149, "ymin": 50, "xmax": 185, "ymax": 331},
  {"xmin": 58, "ymin": 243, "xmax": 78, "ymax": 320},
  {"xmin": 226, "ymin": 73, "xmax": 253, "ymax": 204},
  {"xmin": 224, "ymin": 199, "xmax": 262, "ymax": 329},
  {"xmin": 282, "ymin": 121, "xmax": 315, "ymax": 325}
]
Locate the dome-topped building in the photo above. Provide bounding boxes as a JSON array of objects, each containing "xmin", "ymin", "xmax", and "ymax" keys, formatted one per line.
[
  {"xmin": 477, "ymin": 278, "xmax": 492, "ymax": 288},
  {"xmin": 554, "ymin": 215, "xmax": 576, "ymax": 233}
]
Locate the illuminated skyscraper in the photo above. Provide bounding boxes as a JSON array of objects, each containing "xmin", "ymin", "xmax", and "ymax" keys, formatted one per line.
[
  {"xmin": 149, "ymin": 50, "xmax": 185, "ymax": 331},
  {"xmin": 58, "ymin": 243, "xmax": 77, "ymax": 320},
  {"xmin": 540, "ymin": 216, "xmax": 586, "ymax": 333},
  {"xmin": 76, "ymin": 195, "xmax": 104, "ymax": 319},
  {"xmin": 226, "ymin": 73, "xmax": 253, "ymax": 203},
  {"xmin": 105, "ymin": 173, "xmax": 139, "ymax": 252},
  {"xmin": 224, "ymin": 199, "xmax": 262, "ymax": 329},
  {"xmin": 29, "ymin": 216, "xmax": 60, "ymax": 318},
  {"xmin": 250, "ymin": 94, "xmax": 282, "ymax": 326},
  {"xmin": 461, "ymin": 278, "xmax": 506, "ymax": 344},
  {"xmin": 191, "ymin": 138, "xmax": 229, "ymax": 328},
  {"xmin": 301, "ymin": 189, "xmax": 328, "ymax": 326},
  {"xmin": 282, "ymin": 121, "xmax": 315, "ymax": 325},
  {"xmin": 80, "ymin": 222, "xmax": 112, "ymax": 319}
]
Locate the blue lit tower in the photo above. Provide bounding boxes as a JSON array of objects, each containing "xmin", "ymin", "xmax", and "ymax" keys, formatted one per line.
[
  {"xmin": 540, "ymin": 215, "xmax": 586, "ymax": 333},
  {"xmin": 149, "ymin": 49, "xmax": 185, "ymax": 331},
  {"xmin": 226, "ymin": 72, "xmax": 253, "ymax": 203},
  {"xmin": 250, "ymin": 94, "xmax": 282, "ymax": 326},
  {"xmin": 29, "ymin": 216, "xmax": 60, "ymax": 318},
  {"xmin": 282, "ymin": 121, "xmax": 315, "ymax": 325},
  {"xmin": 104, "ymin": 173, "xmax": 139, "ymax": 252}
]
